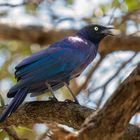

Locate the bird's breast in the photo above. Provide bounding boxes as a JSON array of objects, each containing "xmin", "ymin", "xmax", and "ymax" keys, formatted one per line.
[{"xmin": 71, "ymin": 45, "xmax": 97, "ymax": 78}]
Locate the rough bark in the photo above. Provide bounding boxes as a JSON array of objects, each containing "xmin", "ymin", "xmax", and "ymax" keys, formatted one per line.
[
  {"xmin": 0, "ymin": 23, "xmax": 140, "ymax": 53},
  {"xmin": 0, "ymin": 101, "xmax": 93, "ymax": 129},
  {"xmin": 0, "ymin": 101, "xmax": 140, "ymax": 140},
  {"xmin": 67, "ymin": 63, "xmax": 140, "ymax": 140}
]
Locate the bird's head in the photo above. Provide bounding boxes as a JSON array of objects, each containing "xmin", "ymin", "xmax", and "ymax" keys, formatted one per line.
[{"xmin": 77, "ymin": 24, "xmax": 114, "ymax": 46}]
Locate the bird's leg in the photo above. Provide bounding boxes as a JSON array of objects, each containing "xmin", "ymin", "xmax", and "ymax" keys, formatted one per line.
[
  {"xmin": 45, "ymin": 82, "xmax": 58, "ymax": 102},
  {"xmin": 63, "ymin": 82, "xmax": 79, "ymax": 104}
]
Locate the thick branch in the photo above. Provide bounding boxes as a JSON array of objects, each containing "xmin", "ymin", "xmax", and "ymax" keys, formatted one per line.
[
  {"xmin": 0, "ymin": 23, "xmax": 140, "ymax": 53},
  {"xmin": 0, "ymin": 23, "xmax": 76, "ymax": 45},
  {"xmin": 68, "ymin": 63, "xmax": 140, "ymax": 140},
  {"xmin": 0, "ymin": 101, "xmax": 92, "ymax": 129},
  {"xmin": 99, "ymin": 35, "xmax": 140, "ymax": 53},
  {"xmin": 0, "ymin": 101, "xmax": 140, "ymax": 140}
]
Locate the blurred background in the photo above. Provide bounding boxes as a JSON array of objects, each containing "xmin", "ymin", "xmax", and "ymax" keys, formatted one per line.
[{"xmin": 0, "ymin": 0, "xmax": 140, "ymax": 139}]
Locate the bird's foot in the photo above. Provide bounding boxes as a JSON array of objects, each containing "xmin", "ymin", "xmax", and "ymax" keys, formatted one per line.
[
  {"xmin": 74, "ymin": 99, "xmax": 80, "ymax": 105},
  {"xmin": 64, "ymin": 99, "xmax": 73, "ymax": 103},
  {"xmin": 64, "ymin": 99, "xmax": 80, "ymax": 105},
  {"xmin": 49, "ymin": 97, "xmax": 58, "ymax": 102}
]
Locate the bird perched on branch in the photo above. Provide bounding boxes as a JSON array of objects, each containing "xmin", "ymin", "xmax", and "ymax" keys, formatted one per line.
[{"xmin": 0, "ymin": 24, "xmax": 113, "ymax": 122}]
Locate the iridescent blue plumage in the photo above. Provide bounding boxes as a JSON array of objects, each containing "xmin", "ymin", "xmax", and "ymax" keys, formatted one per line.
[
  {"xmin": 8, "ymin": 36, "xmax": 97, "ymax": 97},
  {"xmin": 0, "ymin": 24, "xmax": 113, "ymax": 122}
]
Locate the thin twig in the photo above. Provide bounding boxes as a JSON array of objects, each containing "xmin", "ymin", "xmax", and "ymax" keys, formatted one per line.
[
  {"xmin": 0, "ymin": 93, "xmax": 4, "ymax": 107},
  {"xmin": 121, "ymin": 9, "xmax": 140, "ymax": 24},
  {"xmin": 96, "ymin": 86, "xmax": 106, "ymax": 108},
  {"xmin": 90, "ymin": 52, "xmax": 138, "ymax": 107},
  {"xmin": 0, "ymin": 2, "xmax": 27, "ymax": 7},
  {"xmin": 38, "ymin": 128, "xmax": 52, "ymax": 140},
  {"xmin": 108, "ymin": 0, "xmax": 124, "ymax": 25},
  {"xmin": 0, "ymin": 0, "xmax": 43, "ymax": 7},
  {"xmin": 4, "ymin": 127, "xmax": 27, "ymax": 140}
]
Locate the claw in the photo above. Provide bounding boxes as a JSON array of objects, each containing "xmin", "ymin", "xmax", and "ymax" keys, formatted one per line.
[
  {"xmin": 74, "ymin": 100, "xmax": 80, "ymax": 104},
  {"xmin": 64, "ymin": 99, "xmax": 73, "ymax": 103},
  {"xmin": 49, "ymin": 97, "xmax": 58, "ymax": 102}
]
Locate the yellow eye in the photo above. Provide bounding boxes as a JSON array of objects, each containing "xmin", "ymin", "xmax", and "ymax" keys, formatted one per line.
[{"xmin": 94, "ymin": 26, "xmax": 98, "ymax": 31}]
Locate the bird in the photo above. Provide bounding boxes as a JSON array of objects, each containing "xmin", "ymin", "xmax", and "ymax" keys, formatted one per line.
[{"xmin": 0, "ymin": 24, "xmax": 113, "ymax": 122}]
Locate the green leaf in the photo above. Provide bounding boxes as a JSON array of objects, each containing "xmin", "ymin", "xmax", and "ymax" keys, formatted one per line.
[
  {"xmin": 0, "ymin": 130, "xmax": 11, "ymax": 140},
  {"xmin": 25, "ymin": 3, "xmax": 38, "ymax": 14},
  {"xmin": 125, "ymin": 0, "xmax": 140, "ymax": 10},
  {"xmin": 66, "ymin": 0, "xmax": 74, "ymax": 5}
]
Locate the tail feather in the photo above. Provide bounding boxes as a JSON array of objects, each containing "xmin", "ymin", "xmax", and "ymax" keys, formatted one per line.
[
  {"xmin": 0, "ymin": 88, "xmax": 28, "ymax": 122},
  {"xmin": 12, "ymin": 88, "xmax": 28, "ymax": 113}
]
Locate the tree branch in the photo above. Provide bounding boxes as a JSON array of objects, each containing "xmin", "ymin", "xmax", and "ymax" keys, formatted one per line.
[
  {"xmin": 0, "ymin": 23, "xmax": 76, "ymax": 45},
  {"xmin": 0, "ymin": 0, "xmax": 43, "ymax": 7},
  {"xmin": 0, "ymin": 23, "xmax": 139, "ymax": 53},
  {"xmin": 99, "ymin": 35, "xmax": 140, "ymax": 53},
  {"xmin": 90, "ymin": 52, "xmax": 138, "ymax": 107},
  {"xmin": 0, "ymin": 2, "xmax": 26, "ymax": 7},
  {"xmin": 0, "ymin": 101, "xmax": 93, "ymax": 129},
  {"xmin": 4, "ymin": 127, "xmax": 25, "ymax": 140},
  {"xmin": 67, "ymin": 63, "xmax": 140, "ymax": 140},
  {"xmin": 0, "ymin": 101, "xmax": 140, "ymax": 140}
]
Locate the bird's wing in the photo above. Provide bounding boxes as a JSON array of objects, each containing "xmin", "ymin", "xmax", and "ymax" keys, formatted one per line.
[
  {"xmin": 15, "ymin": 45, "xmax": 58, "ymax": 70},
  {"xmin": 7, "ymin": 48, "xmax": 83, "ymax": 97},
  {"xmin": 15, "ymin": 47, "xmax": 82, "ymax": 80},
  {"xmin": 7, "ymin": 39, "xmax": 87, "ymax": 97},
  {"xmin": 9, "ymin": 44, "xmax": 85, "ymax": 95}
]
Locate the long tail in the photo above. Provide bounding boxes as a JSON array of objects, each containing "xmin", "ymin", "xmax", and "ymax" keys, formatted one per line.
[{"xmin": 0, "ymin": 87, "xmax": 28, "ymax": 122}]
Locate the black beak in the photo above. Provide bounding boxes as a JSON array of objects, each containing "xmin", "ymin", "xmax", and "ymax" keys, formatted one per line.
[{"xmin": 101, "ymin": 27, "xmax": 115, "ymax": 36}]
